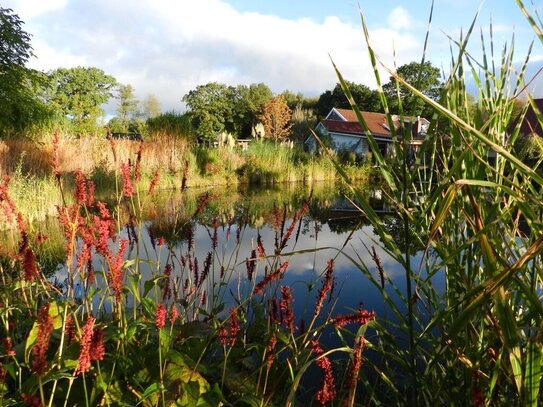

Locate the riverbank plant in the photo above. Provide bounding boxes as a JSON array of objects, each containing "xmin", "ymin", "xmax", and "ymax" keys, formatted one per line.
[{"xmin": 313, "ymin": 1, "xmax": 543, "ymax": 405}]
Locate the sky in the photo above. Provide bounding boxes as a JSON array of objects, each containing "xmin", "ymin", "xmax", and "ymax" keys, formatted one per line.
[{"xmin": 4, "ymin": 0, "xmax": 543, "ymax": 114}]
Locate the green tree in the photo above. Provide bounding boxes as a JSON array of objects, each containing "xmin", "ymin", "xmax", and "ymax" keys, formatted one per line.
[
  {"xmin": 236, "ymin": 83, "xmax": 273, "ymax": 137},
  {"xmin": 182, "ymin": 82, "xmax": 238, "ymax": 142},
  {"xmin": 382, "ymin": 61, "xmax": 442, "ymax": 117},
  {"xmin": 141, "ymin": 94, "xmax": 161, "ymax": 120},
  {"xmin": 316, "ymin": 81, "xmax": 381, "ymax": 118},
  {"xmin": 0, "ymin": 7, "xmax": 49, "ymax": 136},
  {"xmin": 116, "ymin": 84, "xmax": 139, "ymax": 131},
  {"xmin": 43, "ymin": 66, "xmax": 117, "ymax": 135}
]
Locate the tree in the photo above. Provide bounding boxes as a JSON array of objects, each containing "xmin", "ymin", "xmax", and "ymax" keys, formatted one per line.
[
  {"xmin": 141, "ymin": 94, "xmax": 161, "ymax": 120},
  {"xmin": 116, "ymin": 84, "xmax": 139, "ymax": 131},
  {"xmin": 43, "ymin": 67, "xmax": 117, "ymax": 134},
  {"xmin": 382, "ymin": 61, "xmax": 442, "ymax": 117},
  {"xmin": 182, "ymin": 82, "xmax": 238, "ymax": 142},
  {"xmin": 236, "ymin": 83, "xmax": 273, "ymax": 136},
  {"xmin": 0, "ymin": 7, "xmax": 49, "ymax": 135},
  {"xmin": 259, "ymin": 96, "xmax": 292, "ymax": 142},
  {"xmin": 316, "ymin": 81, "xmax": 381, "ymax": 118}
]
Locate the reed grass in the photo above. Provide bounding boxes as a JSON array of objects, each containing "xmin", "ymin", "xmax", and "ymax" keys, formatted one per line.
[{"xmin": 311, "ymin": 1, "xmax": 543, "ymax": 405}]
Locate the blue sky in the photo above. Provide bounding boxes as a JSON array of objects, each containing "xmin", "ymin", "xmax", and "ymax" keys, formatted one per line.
[{"xmin": 4, "ymin": 0, "xmax": 543, "ymax": 112}]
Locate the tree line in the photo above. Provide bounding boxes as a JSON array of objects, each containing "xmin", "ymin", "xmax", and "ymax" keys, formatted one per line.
[{"xmin": 0, "ymin": 7, "xmax": 443, "ymax": 141}]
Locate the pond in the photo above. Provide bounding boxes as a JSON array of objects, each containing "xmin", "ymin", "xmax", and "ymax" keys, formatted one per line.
[
  {"xmin": 9, "ymin": 182, "xmax": 431, "ymax": 329},
  {"xmin": 1, "ymin": 181, "xmax": 436, "ymax": 402}
]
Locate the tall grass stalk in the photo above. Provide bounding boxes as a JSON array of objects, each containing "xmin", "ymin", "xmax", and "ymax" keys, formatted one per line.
[{"xmin": 318, "ymin": 2, "xmax": 543, "ymax": 405}]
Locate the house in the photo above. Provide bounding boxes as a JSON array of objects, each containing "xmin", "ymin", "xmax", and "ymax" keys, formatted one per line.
[{"xmin": 305, "ymin": 108, "xmax": 429, "ymax": 159}]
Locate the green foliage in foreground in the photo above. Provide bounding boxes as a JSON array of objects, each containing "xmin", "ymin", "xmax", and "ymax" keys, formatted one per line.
[{"xmin": 310, "ymin": 1, "xmax": 543, "ymax": 405}]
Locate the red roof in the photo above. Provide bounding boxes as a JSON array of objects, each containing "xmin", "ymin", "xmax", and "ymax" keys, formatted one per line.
[
  {"xmin": 323, "ymin": 111, "xmax": 392, "ymax": 138},
  {"xmin": 322, "ymin": 108, "xmax": 427, "ymax": 139}
]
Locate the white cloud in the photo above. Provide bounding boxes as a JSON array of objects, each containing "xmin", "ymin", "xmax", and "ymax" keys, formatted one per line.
[
  {"xmin": 4, "ymin": 0, "xmax": 423, "ymax": 112},
  {"xmin": 387, "ymin": 6, "xmax": 412, "ymax": 30}
]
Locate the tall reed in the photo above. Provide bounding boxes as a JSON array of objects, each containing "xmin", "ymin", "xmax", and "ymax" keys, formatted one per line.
[{"xmin": 317, "ymin": 1, "xmax": 543, "ymax": 405}]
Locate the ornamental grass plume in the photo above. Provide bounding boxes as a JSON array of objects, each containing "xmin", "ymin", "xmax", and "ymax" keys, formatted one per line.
[{"xmin": 31, "ymin": 304, "xmax": 53, "ymax": 376}]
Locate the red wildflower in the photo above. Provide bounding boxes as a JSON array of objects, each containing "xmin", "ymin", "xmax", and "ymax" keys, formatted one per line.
[
  {"xmin": 90, "ymin": 327, "xmax": 105, "ymax": 361},
  {"xmin": 64, "ymin": 314, "xmax": 76, "ymax": 344},
  {"xmin": 75, "ymin": 169, "xmax": 87, "ymax": 205},
  {"xmin": 32, "ymin": 304, "xmax": 53, "ymax": 375},
  {"xmin": 20, "ymin": 236, "xmax": 39, "ymax": 282},
  {"xmin": 218, "ymin": 325, "xmax": 228, "ymax": 347},
  {"xmin": 121, "ymin": 161, "xmax": 134, "ymax": 198},
  {"xmin": 245, "ymin": 249, "xmax": 256, "ymax": 281},
  {"xmin": 332, "ymin": 307, "xmax": 376, "ymax": 328},
  {"xmin": 158, "ymin": 236, "xmax": 166, "ymax": 246},
  {"xmin": 314, "ymin": 259, "xmax": 335, "ymax": 317},
  {"xmin": 86, "ymin": 180, "xmax": 95, "ymax": 207},
  {"xmin": 371, "ymin": 246, "xmax": 385, "ymax": 289},
  {"xmin": 155, "ymin": 304, "xmax": 167, "ymax": 330},
  {"xmin": 229, "ymin": 308, "xmax": 240, "ymax": 346},
  {"xmin": 2, "ymin": 337, "xmax": 15, "ymax": 357},
  {"xmin": 345, "ymin": 337, "xmax": 365, "ymax": 396},
  {"xmin": 254, "ymin": 261, "xmax": 288, "ymax": 295},
  {"xmin": 75, "ymin": 316, "xmax": 95, "ymax": 375},
  {"xmin": 280, "ymin": 286, "xmax": 295, "ymax": 334},
  {"xmin": 312, "ymin": 340, "xmax": 336, "ymax": 406},
  {"xmin": 266, "ymin": 333, "xmax": 277, "ymax": 371},
  {"xmin": 170, "ymin": 304, "xmax": 179, "ymax": 325},
  {"xmin": 194, "ymin": 192, "xmax": 211, "ymax": 216},
  {"xmin": 257, "ymin": 233, "xmax": 266, "ymax": 258},
  {"xmin": 108, "ymin": 239, "xmax": 129, "ymax": 303},
  {"xmin": 21, "ymin": 393, "xmax": 43, "ymax": 407},
  {"xmin": 148, "ymin": 168, "xmax": 160, "ymax": 195}
]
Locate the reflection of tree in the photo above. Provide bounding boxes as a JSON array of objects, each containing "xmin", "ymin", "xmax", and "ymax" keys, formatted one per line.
[
  {"xmin": 146, "ymin": 218, "xmax": 193, "ymax": 247},
  {"xmin": 380, "ymin": 215, "xmax": 426, "ymax": 254}
]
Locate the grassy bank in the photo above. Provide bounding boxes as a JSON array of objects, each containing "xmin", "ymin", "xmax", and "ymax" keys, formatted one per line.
[{"xmin": 0, "ymin": 135, "xmax": 374, "ymax": 226}]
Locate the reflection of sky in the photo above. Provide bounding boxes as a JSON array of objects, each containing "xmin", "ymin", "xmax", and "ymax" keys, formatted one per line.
[{"xmin": 51, "ymin": 186, "xmax": 444, "ymax": 343}]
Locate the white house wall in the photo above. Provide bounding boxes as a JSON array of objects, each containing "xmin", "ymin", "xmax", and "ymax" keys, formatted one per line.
[{"xmin": 330, "ymin": 133, "xmax": 369, "ymax": 156}]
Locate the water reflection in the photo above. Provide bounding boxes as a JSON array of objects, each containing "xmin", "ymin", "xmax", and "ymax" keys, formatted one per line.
[{"xmin": 1, "ymin": 182, "xmax": 425, "ymax": 323}]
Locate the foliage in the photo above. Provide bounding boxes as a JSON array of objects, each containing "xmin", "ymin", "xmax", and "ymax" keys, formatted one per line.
[
  {"xmin": 291, "ymin": 103, "xmax": 318, "ymax": 143},
  {"xmin": 0, "ymin": 140, "xmax": 374, "ymax": 406},
  {"xmin": 146, "ymin": 111, "xmax": 195, "ymax": 141},
  {"xmin": 116, "ymin": 84, "xmax": 139, "ymax": 131},
  {"xmin": 259, "ymin": 95, "xmax": 293, "ymax": 142},
  {"xmin": 321, "ymin": 3, "xmax": 543, "ymax": 405},
  {"xmin": 0, "ymin": 8, "xmax": 52, "ymax": 137},
  {"xmin": 182, "ymin": 82, "xmax": 239, "ymax": 142},
  {"xmin": 382, "ymin": 61, "xmax": 442, "ymax": 117},
  {"xmin": 141, "ymin": 94, "xmax": 161, "ymax": 120},
  {"xmin": 42, "ymin": 66, "xmax": 117, "ymax": 135},
  {"xmin": 316, "ymin": 81, "xmax": 381, "ymax": 118},
  {"xmin": 236, "ymin": 83, "xmax": 273, "ymax": 136}
]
